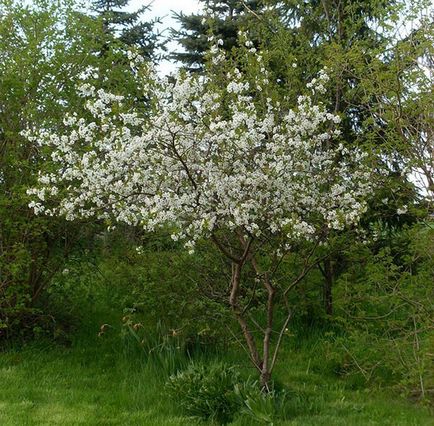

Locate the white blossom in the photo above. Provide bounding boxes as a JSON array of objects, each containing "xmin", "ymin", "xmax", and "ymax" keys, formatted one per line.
[
  {"xmin": 397, "ymin": 205, "xmax": 408, "ymax": 215},
  {"xmin": 27, "ymin": 45, "xmax": 375, "ymax": 251}
]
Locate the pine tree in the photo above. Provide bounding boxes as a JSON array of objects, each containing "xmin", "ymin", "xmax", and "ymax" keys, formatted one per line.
[
  {"xmin": 172, "ymin": 0, "xmax": 264, "ymax": 70},
  {"xmin": 91, "ymin": 0, "xmax": 162, "ymax": 59}
]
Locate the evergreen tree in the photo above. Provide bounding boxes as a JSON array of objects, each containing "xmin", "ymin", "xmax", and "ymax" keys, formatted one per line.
[
  {"xmin": 268, "ymin": 0, "xmax": 396, "ymax": 131},
  {"xmin": 172, "ymin": 0, "xmax": 264, "ymax": 70},
  {"xmin": 91, "ymin": 0, "xmax": 163, "ymax": 59}
]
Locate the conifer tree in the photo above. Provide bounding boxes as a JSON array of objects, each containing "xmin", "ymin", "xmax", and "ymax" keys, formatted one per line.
[
  {"xmin": 91, "ymin": 0, "xmax": 162, "ymax": 59},
  {"xmin": 172, "ymin": 0, "xmax": 264, "ymax": 70}
]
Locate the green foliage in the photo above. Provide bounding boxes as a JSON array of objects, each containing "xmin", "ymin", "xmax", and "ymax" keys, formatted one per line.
[
  {"xmin": 90, "ymin": 0, "xmax": 164, "ymax": 59},
  {"xmin": 0, "ymin": 0, "xmax": 163, "ymax": 340},
  {"xmin": 234, "ymin": 378, "xmax": 291, "ymax": 424},
  {"xmin": 166, "ymin": 363, "xmax": 322, "ymax": 425},
  {"xmin": 172, "ymin": 1, "xmax": 266, "ymax": 70},
  {"xmin": 1, "ymin": 242, "xmax": 434, "ymax": 424},
  {"xmin": 95, "ymin": 230, "xmax": 232, "ymax": 346},
  {"xmin": 328, "ymin": 224, "xmax": 434, "ymax": 402},
  {"xmin": 166, "ymin": 363, "xmax": 240, "ymax": 424},
  {"xmin": 0, "ymin": 0, "xmax": 101, "ymax": 340}
]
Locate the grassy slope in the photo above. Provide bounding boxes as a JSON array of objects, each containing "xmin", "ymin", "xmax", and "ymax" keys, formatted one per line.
[{"xmin": 1, "ymin": 321, "xmax": 432, "ymax": 426}]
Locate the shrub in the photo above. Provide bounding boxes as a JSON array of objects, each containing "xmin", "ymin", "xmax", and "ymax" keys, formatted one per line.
[
  {"xmin": 330, "ymin": 224, "xmax": 434, "ymax": 402},
  {"xmin": 97, "ymin": 232, "xmax": 232, "ymax": 350},
  {"xmin": 166, "ymin": 363, "xmax": 301, "ymax": 424},
  {"xmin": 234, "ymin": 378, "xmax": 291, "ymax": 424},
  {"xmin": 166, "ymin": 363, "xmax": 240, "ymax": 424}
]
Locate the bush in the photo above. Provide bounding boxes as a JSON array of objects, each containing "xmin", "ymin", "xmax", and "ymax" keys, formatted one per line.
[
  {"xmin": 166, "ymin": 363, "xmax": 301, "ymax": 424},
  {"xmin": 166, "ymin": 363, "xmax": 240, "ymax": 424},
  {"xmin": 97, "ymin": 231, "xmax": 232, "ymax": 349},
  {"xmin": 330, "ymin": 224, "xmax": 434, "ymax": 402},
  {"xmin": 234, "ymin": 378, "xmax": 292, "ymax": 424}
]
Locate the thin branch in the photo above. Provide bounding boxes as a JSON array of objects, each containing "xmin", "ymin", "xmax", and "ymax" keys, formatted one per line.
[
  {"xmin": 241, "ymin": 0, "xmax": 263, "ymax": 22},
  {"xmin": 226, "ymin": 325, "xmax": 261, "ymax": 372},
  {"xmin": 270, "ymin": 310, "xmax": 292, "ymax": 373},
  {"xmin": 211, "ymin": 234, "xmax": 240, "ymax": 263}
]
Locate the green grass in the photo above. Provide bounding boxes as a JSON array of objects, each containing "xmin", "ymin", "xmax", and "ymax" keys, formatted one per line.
[
  {"xmin": 1, "ymin": 327, "xmax": 432, "ymax": 426},
  {"xmin": 0, "ymin": 299, "xmax": 433, "ymax": 425},
  {"xmin": 0, "ymin": 340, "xmax": 191, "ymax": 425}
]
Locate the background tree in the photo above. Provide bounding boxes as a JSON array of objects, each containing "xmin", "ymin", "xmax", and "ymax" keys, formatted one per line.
[
  {"xmin": 0, "ymin": 0, "xmax": 161, "ymax": 340},
  {"xmin": 258, "ymin": 0, "xmax": 431, "ymax": 315},
  {"xmin": 359, "ymin": 14, "xmax": 434, "ymax": 205},
  {"xmin": 0, "ymin": 0, "xmax": 93, "ymax": 338},
  {"xmin": 172, "ymin": 0, "xmax": 265, "ymax": 70},
  {"xmin": 91, "ymin": 0, "xmax": 163, "ymax": 59}
]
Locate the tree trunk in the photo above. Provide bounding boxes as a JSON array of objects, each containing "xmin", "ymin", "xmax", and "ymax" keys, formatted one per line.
[
  {"xmin": 260, "ymin": 370, "xmax": 272, "ymax": 390},
  {"xmin": 214, "ymin": 234, "xmax": 285, "ymax": 391},
  {"xmin": 261, "ymin": 272, "xmax": 275, "ymax": 391},
  {"xmin": 229, "ymin": 262, "xmax": 261, "ymax": 370},
  {"xmin": 322, "ymin": 258, "xmax": 333, "ymax": 316},
  {"xmin": 229, "ymin": 260, "xmax": 275, "ymax": 391}
]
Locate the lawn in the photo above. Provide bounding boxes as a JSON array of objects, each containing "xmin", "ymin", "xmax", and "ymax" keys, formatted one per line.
[{"xmin": 1, "ymin": 319, "xmax": 432, "ymax": 425}]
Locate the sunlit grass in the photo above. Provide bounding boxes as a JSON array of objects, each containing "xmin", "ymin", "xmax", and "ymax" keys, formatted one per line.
[{"xmin": 0, "ymin": 309, "xmax": 433, "ymax": 425}]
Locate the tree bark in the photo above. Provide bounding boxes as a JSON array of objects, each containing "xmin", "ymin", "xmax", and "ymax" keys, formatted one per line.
[
  {"xmin": 229, "ymin": 262, "xmax": 261, "ymax": 370},
  {"xmin": 261, "ymin": 272, "xmax": 275, "ymax": 391},
  {"xmin": 321, "ymin": 258, "xmax": 333, "ymax": 316}
]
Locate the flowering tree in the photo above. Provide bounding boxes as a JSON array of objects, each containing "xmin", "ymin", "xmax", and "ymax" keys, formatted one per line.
[{"xmin": 27, "ymin": 38, "xmax": 373, "ymax": 389}]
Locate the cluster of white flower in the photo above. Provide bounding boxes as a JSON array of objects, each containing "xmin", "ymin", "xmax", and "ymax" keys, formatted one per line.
[
  {"xmin": 306, "ymin": 68, "xmax": 329, "ymax": 94},
  {"xmin": 27, "ymin": 42, "xmax": 374, "ymax": 253},
  {"xmin": 397, "ymin": 205, "xmax": 408, "ymax": 215}
]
